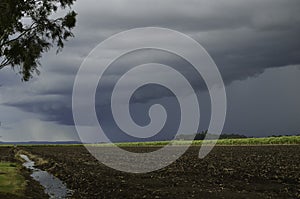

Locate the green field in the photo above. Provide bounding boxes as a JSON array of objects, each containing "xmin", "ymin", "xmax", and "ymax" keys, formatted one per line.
[
  {"xmin": 94, "ymin": 135, "xmax": 300, "ymax": 147},
  {"xmin": 1, "ymin": 136, "xmax": 299, "ymax": 148},
  {"xmin": 202, "ymin": 135, "xmax": 300, "ymax": 145},
  {"xmin": 116, "ymin": 136, "xmax": 300, "ymax": 147},
  {"xmin": 0, "ymin": 162, "xmax": 25, "ymax": 195}
]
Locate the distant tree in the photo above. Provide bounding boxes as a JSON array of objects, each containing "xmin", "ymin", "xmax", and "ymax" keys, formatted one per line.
[
  {"xmin": 0, "ymin": 0, "xmax": 77, "ymax": 81},
  {"xmin": 220, "ymin": 133, "xmax": 247, "ymax": 139},
  {"xmin": 176, "ymin": 130, "xmax": 248, "ymax": 141},
  {"xmin": 194, "ymin": 130, "xmax": 208, "ymax": 140}
]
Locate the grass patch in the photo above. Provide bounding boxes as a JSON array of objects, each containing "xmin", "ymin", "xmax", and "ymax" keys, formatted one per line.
[{"xmin": 0, "ymin": 162, "xmax": 26, "ymax": 196}]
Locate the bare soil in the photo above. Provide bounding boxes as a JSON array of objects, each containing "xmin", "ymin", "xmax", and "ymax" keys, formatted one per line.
[{"xmin": 18, "ymin": 145, "xmax": 300, "ymax": 199}]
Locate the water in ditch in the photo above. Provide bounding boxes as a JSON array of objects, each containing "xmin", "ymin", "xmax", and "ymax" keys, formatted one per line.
[{"xmin": 20, "ymin": 154, "xmax": 73, "ymax": 199}]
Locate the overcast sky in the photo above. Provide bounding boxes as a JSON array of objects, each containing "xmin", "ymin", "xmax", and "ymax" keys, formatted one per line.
[{"xmin": 0, "ymin": 0, "xmax": 300, "ymax": 142}]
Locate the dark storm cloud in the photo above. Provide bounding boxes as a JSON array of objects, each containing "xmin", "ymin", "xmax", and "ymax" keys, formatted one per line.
[
  {"xmin": 4, "ymin": 95, "xmax": 74, "ymax": 125},
  {"xmin": 223, "ymin": 65, "xmax": 300, "ymax": 136},
  {"xmin": 68, "ymin": 0, "xmax": 300, "ymax": 86},
  {"xmin": 76, "ymin": 0, "xmax": 300, "ymax": 32},
  {"xmin": 1, "ymin": 0, "xmax": 300, "ymax": 139}
]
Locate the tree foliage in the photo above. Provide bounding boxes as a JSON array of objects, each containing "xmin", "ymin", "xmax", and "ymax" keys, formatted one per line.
[{"xmin": 0, "ymin": 0, "xmax": 77, "ymax": 81}]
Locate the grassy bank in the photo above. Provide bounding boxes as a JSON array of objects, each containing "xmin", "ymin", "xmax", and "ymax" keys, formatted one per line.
[{"xmin": 0, "ymin": 162, "xmax": 25, "ymax": 196}]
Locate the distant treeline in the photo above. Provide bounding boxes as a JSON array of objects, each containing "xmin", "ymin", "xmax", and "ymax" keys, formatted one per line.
[{"xmin": 176, "ymin": 130, "xmax": 248, "ymax": 140}]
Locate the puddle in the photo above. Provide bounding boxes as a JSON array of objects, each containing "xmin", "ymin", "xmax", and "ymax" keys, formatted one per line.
[{"xmin": 20, "ymin": 154, "xmax": 73, "ymax": 199}]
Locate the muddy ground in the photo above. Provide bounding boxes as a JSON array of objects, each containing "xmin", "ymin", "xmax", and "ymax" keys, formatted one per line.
[{"xmin": 18, "ymin": 145, "xmax": 300, "ymax": 199}]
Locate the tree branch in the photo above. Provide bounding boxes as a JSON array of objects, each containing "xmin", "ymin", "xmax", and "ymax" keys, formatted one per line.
[
  {"xmin": 0, "ymin": 22, "xmax": 38, "ymax": 48},
  {"xmin": 0, "ymin": 58, "xmax": 11, "ymax": 69}
]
